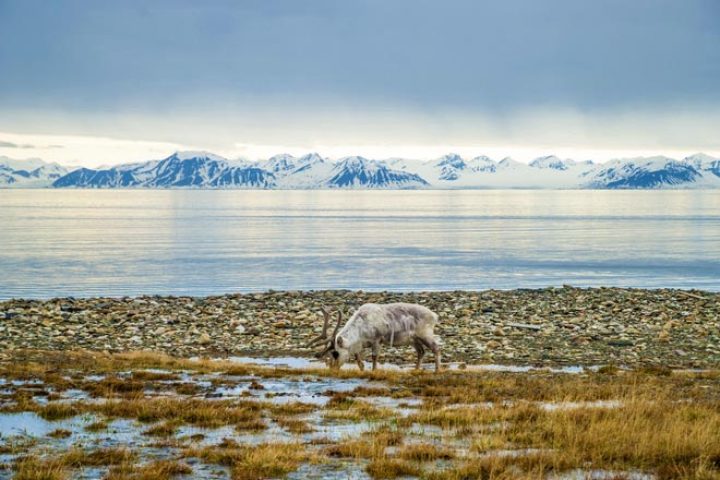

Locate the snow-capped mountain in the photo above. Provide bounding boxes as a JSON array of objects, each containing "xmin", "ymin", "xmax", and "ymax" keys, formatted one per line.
[
  {"xmin": 7, "ymin": 150, "xmax": 720, "ymax": 189},
  {"xmin": 0, "ymin": 156, "xmax": 48, "ymax": 171},
  {"xmin": 529, "ymin": 155, "xmax": 576, "ymax": 170},
  {"xmin": 53, "ymin": 152, "xmax": 277, "ymax": 188},
  {"xmin": 434, "ymin": 153, "xmax": 466, "ymax": 180},
  {"xmin": 261, "ymin": 154, "xmax": 299, "ymax": 174},
  {"xmin": 421, "ymin": 153, "xmax": 500, "ymax": 180},
  {"xmin": 584, "ymin": 156, "xmax": 707, "ymax": 189},
  {"xmin": 323, "ymin": 156, "xmax": 428, "ymax": 188},
  {"xmin": 684, "ymin": 153, "xmax": 720, "ymax": 178},
  {"xmin": 469, "ymin": 156, "xmax": 498, "ymax": 173},
  {"xmin": 406, "ymin": 154, "xmax": 596, "ymax": 188},
  {"xmin": 274, "ymin": 153, "xmax": 334, "ymax": 188},
  {"xmin": 0, "ymin": 157, "xmax": 68, "ymax": 187},
  {"xmin": 50, "ymin": 152, "xmax": 428, "ymax": 189}
]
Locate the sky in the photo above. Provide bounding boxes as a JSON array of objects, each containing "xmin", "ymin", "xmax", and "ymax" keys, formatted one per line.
[{"xmin": 1, "ymin": 0, "xmax": 719, "ymax": 167}]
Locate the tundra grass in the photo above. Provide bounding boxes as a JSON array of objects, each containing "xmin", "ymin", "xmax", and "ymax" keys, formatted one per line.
[
  {"xmin": 184, "ymin": 442, "xmax": 318, "ymax": 480},
  {"xmin": 105, "ymin": 460, "xmax": 192, "ymax": 480},
  {"xmin": 2, "ymin": 349, "xmax": 720, "ymax": 480}
]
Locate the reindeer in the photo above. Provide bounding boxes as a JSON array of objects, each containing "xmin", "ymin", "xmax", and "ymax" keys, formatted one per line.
[{"xmin": 305, "ymin": 303, "xmax": 441, "ymax": 371}]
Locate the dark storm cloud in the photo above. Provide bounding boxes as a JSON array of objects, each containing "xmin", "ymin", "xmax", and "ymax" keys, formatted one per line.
[{"xmin": 0, "ymin": 0, "xmax": 718, "ymax": 114}]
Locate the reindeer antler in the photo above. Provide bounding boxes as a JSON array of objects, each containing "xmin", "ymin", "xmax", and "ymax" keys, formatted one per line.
[
  {"xmin": 331, "ymin": 309, "xmax": 343, "ymax": 340},
  {"xmin": 311, "ymin": 309, "xmax": 344, "ymax": 359},
  {"xmin": 304, "ymin": 307, "xmax": 332, "ymax": 348}
]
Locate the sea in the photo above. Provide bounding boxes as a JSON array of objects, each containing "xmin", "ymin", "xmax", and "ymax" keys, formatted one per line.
[{"xmin": 0, "ymin": 189, "xmax": 718, "ymax": 299}]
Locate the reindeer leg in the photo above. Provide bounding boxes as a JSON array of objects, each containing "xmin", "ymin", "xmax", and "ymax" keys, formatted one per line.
[
  {"xmin": 413, "ymin": 339, "xmax": 426, "ymax": 370},
  {"xmin": 419, "ymin": 336, "xmax": 441, "ymax": 372},
  {"xmin": 355, "ymin": 353, "xmax": 365, "ymax": 371},
  {"xmin": 371, "ymin": 342, "xmax": 380, "ymax": 371}
]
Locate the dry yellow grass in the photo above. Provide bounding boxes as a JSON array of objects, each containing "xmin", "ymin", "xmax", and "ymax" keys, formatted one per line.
[
  {"xmin": 82, "ymin": 375, "xmax": 145, "ymax": 398},
  {"xmin": 35, "ymin": 402, "xmax": 80, "ymax": 421},
  {"xmin": 231, "ymin": 443, "xmax": 317, "ymax": 480},
  {"xmin": 325, "ymin": 438, "xmax": 387, "ymax": 459},
  {"xmin": 423, "ymin": 451, "xmax": 570, "ymax": 480},
  {"xmin": 33, "ymin": 397, "xmax": 266, "ymax": 428},
  {"xmin": 365, "ymin": 458, "xmax": 423, "ymax": 479},
  {"xmin": 522, "ymin": 397, "xmax": 720, "ymax": 477},
  {"xmin": 268, "ymin": 401, "xmax": 316, "ymax": 415},
  {"xmin": 3, "ymin": 349, "xmax": 717, "ymax": 402},
  {"xmin": 11, "ymin": 448, "xmax": 136, "ymax": 480},
  {"xmin": 142, "ymin": 421, "xmax": 180, "ymax": 437},
  {"xmin": 325, "ymin": 427, "xmax": 404, "ymax": 459},
  {"xmin": 3, "ymin": 350, "xmax": 720, "ymax": 480},
  {"xmin": 234, "ymin": 417, "xmax": 267, "ymax": 431},
  {"xmin": 12, "ymin": 456, "xmax": 68, "ymax": 480},
  {"xmin": 57, "ymin": 447, "xmax": 136, "ymax": 467},
  {"xmin": 396, "ymin": 443, "xmax": 455, "ymax": 461},
  {"xmin": 273, "ymin": 415, "xmax": 314, "ymax": 434},
  {"xmin": 130, "ymin": 370, "xmax": 180, "ymax": 382},
  {"xmin": 323, "ymin": 394, "xmax": 396, "ymax": 421},
  {"xmin": 184, "ymin": 442, "xmax": 316, "ymax": 479},
  {"xmin": 84, "ymin": 420, "xmax": 109, "ymax": 432},
  {"xmin": 105, "ymin": 460, "xmax": 192, "ymax": 480}
]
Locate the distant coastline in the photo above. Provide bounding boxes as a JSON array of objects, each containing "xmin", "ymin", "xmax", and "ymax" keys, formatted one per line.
[{"xmin": 3, "ymin": 151, "xmax": 720, "ymax": 190}]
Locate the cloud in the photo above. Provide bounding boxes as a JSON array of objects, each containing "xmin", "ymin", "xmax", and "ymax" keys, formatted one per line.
[
  {"xmin": 0, "ymin": 1, "xmax": 718, "ymax": 164},
  {"xmin": 0, "ymin": 140, "xmax": 33, "ymax": 148},
  {"xmin": 0, "ymin": 139, "xmax": 64, "ymax": 149},
  {"xmin": 0, "ymin": 0, "xmax": 718, "ymax": 114}
]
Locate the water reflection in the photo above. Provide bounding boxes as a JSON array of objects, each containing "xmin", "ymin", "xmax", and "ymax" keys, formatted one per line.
[{"xmin": 0, "ymin": 189, "xmax": 719, "ymax": 299}]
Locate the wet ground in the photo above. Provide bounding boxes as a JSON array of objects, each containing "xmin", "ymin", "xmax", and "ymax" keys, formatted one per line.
[{"xmin": 2, "ymin": 351, "xmax": 717, "ymax": 479}]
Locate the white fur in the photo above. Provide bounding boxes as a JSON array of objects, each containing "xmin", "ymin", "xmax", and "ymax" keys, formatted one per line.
[{"xmin": 330, "ymin": 302, "xmax": 441, "ymax": 370}]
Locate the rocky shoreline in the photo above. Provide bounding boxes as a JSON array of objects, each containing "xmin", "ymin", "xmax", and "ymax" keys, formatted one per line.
[{"xmin": 0, "ymin": 287, "xmax": 718, "ymax": 368}]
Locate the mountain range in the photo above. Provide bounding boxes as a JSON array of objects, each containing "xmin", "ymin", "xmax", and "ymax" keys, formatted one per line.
[
  {"xmin": 2, "ymin": 151, "xmax": 720, "ymax": 189},
  {"xmin": 0, "ymin": 156, "xmax": 68, "ymax": 187}
]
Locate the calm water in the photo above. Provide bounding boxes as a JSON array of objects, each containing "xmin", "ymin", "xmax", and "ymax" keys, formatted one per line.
[{"xmin": 0, "ymin": 189, "xmax": 719, "ymax": 299}]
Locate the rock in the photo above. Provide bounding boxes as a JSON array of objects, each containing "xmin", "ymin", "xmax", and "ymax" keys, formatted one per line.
[
  {"xmin": 0, "ymin": 287, "xmax": 717, "ymax": 368},
  {"xmin": 507, "ymin": 322, "xmax": 543, "ymax": 331}
]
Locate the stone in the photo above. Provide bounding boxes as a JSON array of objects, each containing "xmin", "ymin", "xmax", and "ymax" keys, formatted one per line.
[{"xmin": 0, "ymin": 287, "xmax": 717, "ymax": 368}]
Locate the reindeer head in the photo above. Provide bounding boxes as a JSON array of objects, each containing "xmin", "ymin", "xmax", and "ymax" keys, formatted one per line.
[{"xmin": 305, "ymin": 308, "xmax": 347, "ymax": 369}]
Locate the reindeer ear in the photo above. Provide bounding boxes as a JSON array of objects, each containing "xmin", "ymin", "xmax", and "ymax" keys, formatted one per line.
[{"xmin": 336, "ymin": 336, "xmax": 344, "ymax": 348}]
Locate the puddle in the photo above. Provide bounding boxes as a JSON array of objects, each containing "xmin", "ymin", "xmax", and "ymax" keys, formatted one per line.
[
  {"xmin": 226, "ymin": 356, "xmax": 323, "ymax": 369},
  {"xmin": 0, "ymin": 357, "xmax": 660, "ymax": 480},
  {"xmin": 0, "ymin": 412, "xmax": 147, "ymax": 446},
  {"xmin": 0, "ymin": 411, "xmax": 57, "ymax": 437},
  {"xmin": 222, "ymin": 357, "xmax": 597, "ymax": 375},
  {"xmin": 439, "ymin": 399, "xmax": 621, "ymax": 412},
  {"xmin": 59, "ymin": 388, "xmax": 91, "ymax": 401},
  {"xmin": 307, "ymin": 414, "xmax": 375, "ymax": 442},
  {"xmin": 478, "ymin": 447, "xmax": 550, "ymax": 459},
  {"xmin": 287, "ymin": 461, "xmax": 372, "ymax": 480},
  {"xmin": 540, "ymin": 400, "xmax": 622, "ymax": 411},
  {"xmin": 458, "ymin": 364, "xmax": 598, "ymax": 374},
  {"xmin": 212, "ymin": 376, "xmax": 373, "ymax": 406},
  {"xmin": 356, "ymin": 396, "xmax": 422, "ymax": 416},
  {"xmin": 550, "ymin": 469, "xmax": 655, "ymax": 480}
]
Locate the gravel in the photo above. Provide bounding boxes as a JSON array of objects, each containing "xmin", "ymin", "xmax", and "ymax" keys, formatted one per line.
[{"xmin": 0, "ymin": 287, "xmax": 718, "ymax": 368}]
